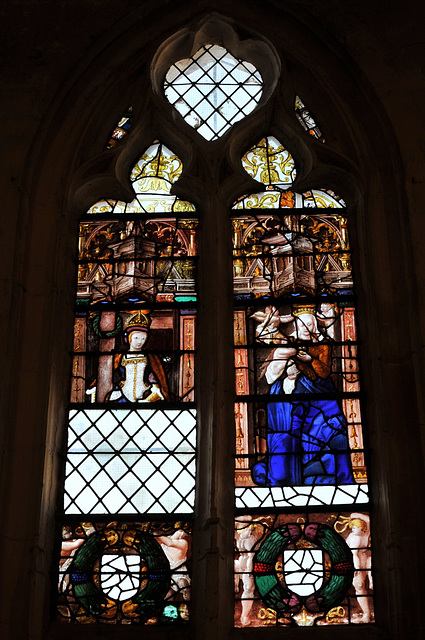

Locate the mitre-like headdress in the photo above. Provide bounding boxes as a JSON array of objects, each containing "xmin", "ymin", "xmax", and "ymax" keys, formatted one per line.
[{"xmin": 126, "ymin": 310, "xmax": 151, "ymax": 333}]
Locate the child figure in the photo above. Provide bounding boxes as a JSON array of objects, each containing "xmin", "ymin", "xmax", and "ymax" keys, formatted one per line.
[
  {"xmin": 250, "ymin": 306, "xmax": 293, "ymax": 344},
  {"xmin": 336, "ymin": 513, "xmax": 373, "ymax": 623}
]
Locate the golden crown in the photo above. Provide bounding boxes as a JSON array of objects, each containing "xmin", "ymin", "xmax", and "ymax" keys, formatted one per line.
[
  {"xmin": 292, "ymin": 304, "xmax": 316, "ymax": 318},
  {"xmin": 126, "ymin": 310, "xmax": 151, "ymax": 332}
]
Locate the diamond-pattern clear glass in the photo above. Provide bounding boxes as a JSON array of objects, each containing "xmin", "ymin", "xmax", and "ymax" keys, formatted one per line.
[
  {"xmin": 164, "ymin": 45, "xmax": 263, "ymax": 141},
  {"xmin": 65, "ymin": 408, "xmax": 196, "ymax": 514}
]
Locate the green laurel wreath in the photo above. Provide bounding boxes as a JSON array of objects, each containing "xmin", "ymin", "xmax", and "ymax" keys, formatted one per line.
[
  {"xmin": 92, "ymin": 314, "xmax": 123, "ymax": 338},
  {"xmin": 253, "ymin": 522, "xmax": 354, "ymax": 615},
  {"xmin": 69, "ymin": 531, "xmax": 171, "ymax": 621}
]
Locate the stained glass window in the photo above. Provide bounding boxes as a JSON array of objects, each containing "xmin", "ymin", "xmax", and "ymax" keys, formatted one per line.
[
  {"xmin": 232, "ymin": 137, "xmax": 373, "ymax": 626},
  {"xmin": 58, "ymin": 142, "xmax": 197, "ymax": 625},
  {"xmin": 295, "ymin": 96, "xmax": 324, "ymax": 142},
  {"xmin": 58, "ymin": 26, "xmax": 375, "ymax": 632},
  {"xmin": 164, "ymin": 44, "xmax": 263, "ymax": 140},
  {"xmin": 106, "ymin": 106, "xmax": 133, "ymax": 149}
]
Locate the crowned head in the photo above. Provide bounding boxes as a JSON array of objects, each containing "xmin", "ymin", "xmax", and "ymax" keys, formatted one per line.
[
  {"xmin": 292, "ymin": 305, "xmax": 318, "ymax": 340},
  {"xmin": 126, "ymin": 310, "xmax": 151, "ymax": 333},
  {"xmin": 125, "ymin": 311, "xmax": 151, "ymax": 350}
]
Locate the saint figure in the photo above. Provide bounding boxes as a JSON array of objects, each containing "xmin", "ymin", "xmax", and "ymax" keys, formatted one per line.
[
  {"xmin": 97, "ymin": 311, "xmax": 170, "ymax": 403},
  {"xmin": 252, "ymin": 306, "xmax": 354, "ymax": 486}
]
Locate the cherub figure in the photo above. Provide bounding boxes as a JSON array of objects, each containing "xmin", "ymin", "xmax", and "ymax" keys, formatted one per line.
[
  {"xmin": 250, "ymin": 305, "xmax": 293, "ymax": 344},
  {"xmin": 234, "ymin": 516, "xmax": 264, "ymax": 627},
  {"xmin": 156, "ymin": 530, "xmax": 190, "ymax": 601},
  {"xmin": 336, "ymin": 513, "xmax": 373, "ymax": 623}
]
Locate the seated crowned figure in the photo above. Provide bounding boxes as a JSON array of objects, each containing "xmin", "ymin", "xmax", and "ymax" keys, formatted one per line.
[{"xmin": 105, "ymin": 311, "xmax": 170, "ymax": 403}]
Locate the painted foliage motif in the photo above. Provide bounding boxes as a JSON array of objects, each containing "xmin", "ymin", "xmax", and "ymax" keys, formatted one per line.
[
  {"xmin": 232, "ymin": 138, "xmax": 372, "ymax": 626},
  {"xmin": 59, "ymin": 142, "xmax": 196, "ymax": 625}
]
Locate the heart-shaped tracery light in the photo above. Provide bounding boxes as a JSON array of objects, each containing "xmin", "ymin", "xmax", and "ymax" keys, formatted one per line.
[{"xmin": 164, "ymin": 44, "xmax": 263, "ymax": 141}]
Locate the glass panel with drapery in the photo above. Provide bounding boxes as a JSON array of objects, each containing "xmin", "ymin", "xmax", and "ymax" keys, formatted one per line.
[
  {"xmin": 294, "ymin": 96, "xmax": 324, "ymax": 142},
  {"xmin": 56, "ymin": 31, "xmax": 374, "ymax": 631},
  {"xmin": 232, "ymin": 137, "xmax": 373, "ymax": 628},
  {"xmin": 58, "ymin": 142, "xmax": 197, "ymax": 626},
  {"xmin": 106, "ymin": 105, "xmax": 133, "ymax": 149}
]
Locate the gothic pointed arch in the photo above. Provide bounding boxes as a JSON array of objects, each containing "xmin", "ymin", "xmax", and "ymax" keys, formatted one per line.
[{"xmin": 1, "ymin": 4, "xmax": 422, "ymax": 640}]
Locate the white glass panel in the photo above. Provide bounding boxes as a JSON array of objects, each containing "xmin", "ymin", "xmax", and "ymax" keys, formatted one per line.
[
  {"xmin": 164, "ymin": 45, "xmax": 263, "ymax": 140},
  {"xmin": 283, "ymin": 549, "xmax": 324, "ymax": 596},
  {"xmin": 235, "ymin": 484, "xmax": 369, "ymax": 509},
  {"xmin": 100, "ymin": 554, "xmax": 141, "ymax": 601}
]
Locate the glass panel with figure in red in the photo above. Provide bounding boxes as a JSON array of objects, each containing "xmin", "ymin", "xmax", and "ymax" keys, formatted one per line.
[{"xmin": 58, "ymin": 141, "xmax": 197, "ymax": 625}]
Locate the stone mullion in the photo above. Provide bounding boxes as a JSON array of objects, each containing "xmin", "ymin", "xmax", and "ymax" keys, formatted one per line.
[{"xmin": 193, "ymin": 192, "xmax": 235, "ymax": 638}]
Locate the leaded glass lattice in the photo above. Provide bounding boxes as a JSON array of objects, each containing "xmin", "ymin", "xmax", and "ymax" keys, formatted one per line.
[
  {"xmin": 164, "ymin": 44, "xmax": 263, "ymax": 141},
  {"xmin": 232, "ymin": 137, "xmax": 373, "ymax": 626},
  {"xmin": 64, "ymin": 408, "xmax": 196, "ymax": 514},
  {"xmin": 59, "ymin": 141, "xmax": 197, "ymax": 625}
]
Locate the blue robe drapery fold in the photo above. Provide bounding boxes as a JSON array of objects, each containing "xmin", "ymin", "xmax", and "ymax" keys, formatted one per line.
[{"xmin": 251, "ymin": 374, "xmax": 354, "ymax": 486}]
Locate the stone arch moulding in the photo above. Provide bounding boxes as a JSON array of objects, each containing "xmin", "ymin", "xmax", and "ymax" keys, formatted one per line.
[
  {"xmin": 2, "ymin": 4, "xmax": 420, "ymax": 640},
  {"xmin": 150, "ymin": 14, "xmax": 281, "ymax": 139}
]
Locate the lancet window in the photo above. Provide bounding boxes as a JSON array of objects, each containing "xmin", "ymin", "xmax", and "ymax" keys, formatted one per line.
[
  {"xmin": 58, "ymin": 142, "xmax": 197, "ymax": 624},
  {"xmin": 232, "ymin": 137, "xmax": 372, "ymax": 626},
  {"xmin": 56, "ymin": 25, "xmax": 374, "ymax": 631}
]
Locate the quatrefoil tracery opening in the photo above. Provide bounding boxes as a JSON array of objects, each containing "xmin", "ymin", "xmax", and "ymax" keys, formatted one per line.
[{"xmin": 164, "ymin": 44, "xmax": 263, "ymax": 141}]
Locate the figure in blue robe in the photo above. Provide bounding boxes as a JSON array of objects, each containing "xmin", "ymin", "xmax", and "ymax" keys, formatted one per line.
[{"xmin": 252, "ymin": 343, "xmax": 354, "ymax": 486}]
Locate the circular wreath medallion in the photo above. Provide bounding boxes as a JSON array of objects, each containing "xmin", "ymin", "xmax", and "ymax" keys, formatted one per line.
[
  {"xmin": 69, "ymin": 530, "xmax": 170, "ymax": 621},
  {"xmin": 253, "ymin": 522, "xmax": 354, "ymax": 615},
  {"xmin": 92, "ymin": 314, "xmax": 123, "ymax": 339}
]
